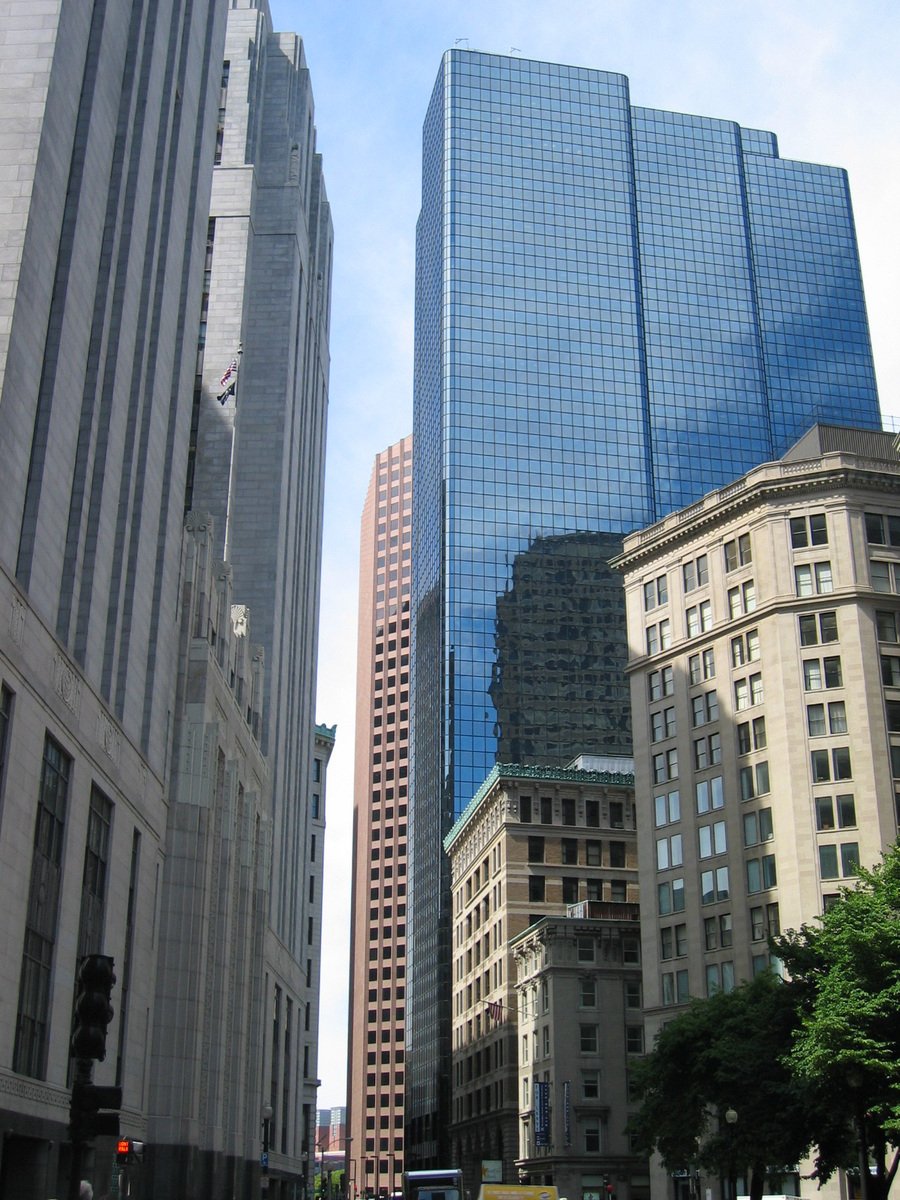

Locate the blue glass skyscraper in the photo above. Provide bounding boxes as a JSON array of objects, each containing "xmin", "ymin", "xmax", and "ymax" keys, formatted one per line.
[{"xmin": 406, "ymin": 49, "xmax": 880, "ymax": 1165}]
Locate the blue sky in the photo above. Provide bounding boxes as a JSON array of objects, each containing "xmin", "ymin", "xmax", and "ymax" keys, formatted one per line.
[{"xmin": 269, "ymin": 0, "xmax": 900, "ymax": 1108}]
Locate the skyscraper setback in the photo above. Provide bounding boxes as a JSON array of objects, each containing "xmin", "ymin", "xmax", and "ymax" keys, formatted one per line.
[{"xmin": 407, "ymin": 48, "xmax": 881, "ymax": 1163}]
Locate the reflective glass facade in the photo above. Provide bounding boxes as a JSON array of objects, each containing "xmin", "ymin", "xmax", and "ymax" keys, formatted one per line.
[{"xmin": 407, "ymin": 50, "xmax": 880, "ymax": 1161}]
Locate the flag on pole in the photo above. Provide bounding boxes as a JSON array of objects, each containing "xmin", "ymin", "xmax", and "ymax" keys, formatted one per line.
[{"xmin": 217, "ymin": 355, "xmax": 239, "ymax": 404}]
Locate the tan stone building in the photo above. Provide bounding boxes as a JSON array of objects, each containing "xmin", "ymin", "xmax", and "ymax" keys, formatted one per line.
[
  {"xmin": 614, "ymin": 424, "xmax": 900, "ymax": 1200},
  {"xmin": 511, "ymin": 908, "xmax": 648, "ymax": 1200},
  {"xmin": 347, "ymin": 436, "xmax": 413, "ymax": 1200},
  {"xmin": 444, "ymin": 760, "xmax": 638, "ymax": 1198}
]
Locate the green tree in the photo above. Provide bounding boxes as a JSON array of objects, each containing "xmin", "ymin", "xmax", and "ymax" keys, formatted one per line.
[
  {"xmin": 629, "ymin": 971, "xmax": 850, "ymax": 1200},
  {"xmin": 774, "ymin": 842, "xmax": 900, "ymax": 1200}
]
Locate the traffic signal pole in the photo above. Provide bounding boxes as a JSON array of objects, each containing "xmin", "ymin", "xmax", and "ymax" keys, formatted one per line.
[{"xmin": 67, "ymin": 955, "xmax": 121, "ymax": 1200}]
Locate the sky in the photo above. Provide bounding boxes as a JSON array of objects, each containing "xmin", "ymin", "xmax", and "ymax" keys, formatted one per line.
[{"xmin": 268, "ymin": 0, "xmax": 900, "ymax": 1110}]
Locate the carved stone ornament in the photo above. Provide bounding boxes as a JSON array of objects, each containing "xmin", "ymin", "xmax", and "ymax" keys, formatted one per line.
[
  {"xmin": 9, "ymin": 594, "xmax": 26, "ymax": 644},
  {"xmin": 97, "ymin": 711, "xmax": 121, "ymax": 764},
  {"xmin": 53, "ymin": 652, "xmax": 81, "ymax": 714}
]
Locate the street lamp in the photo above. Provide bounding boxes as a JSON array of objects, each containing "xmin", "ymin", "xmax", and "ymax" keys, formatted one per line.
[
  {"xmin": 724, "ymin": 1107, "xmax": 738, "ymax": 1200},
  {"xmin": 262, "ymin": 1104, "xmax": 274, "ymax": 1193}
]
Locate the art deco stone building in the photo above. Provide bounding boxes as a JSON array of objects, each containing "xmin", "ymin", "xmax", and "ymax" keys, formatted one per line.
[
  {"xmin": 0, "ymin": 1, "xmax": 333, "ymax": 1195},
  {"xmin": 347, "ymin": 437, "xmax": 413, "ymax": 1200},
  {"xmin": 185, "ymin": 2, "xmax": 334, "ymax": 1192},
  {"xmin": 615, "ymin": 424, "xmax": 900, "ymax": 1200},
  {"xmin": 444, "ymin": 761, "xmax": 638, "ymax": 1197},
  {"xmin": 0, "ymin": 2, "xmax": 225, "ymax": 1194}
]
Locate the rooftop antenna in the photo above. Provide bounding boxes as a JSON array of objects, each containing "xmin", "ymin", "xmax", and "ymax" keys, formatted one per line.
[
  {"xmin": 454, "ymin": 37, "xmax": 469, "ymax": 47},
  {"xmin": 510, "ymin": 46, "xmax": 522, "ymax": 54}
]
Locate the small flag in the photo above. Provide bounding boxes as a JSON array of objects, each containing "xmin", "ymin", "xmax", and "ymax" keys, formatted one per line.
[
  {"xmin": 485, "ymin": 1000, "xmax": 503, "ymax": 1022},
  {"xmin": 217, "ymin": 355, "xmax": 239, "ymax": 404}
]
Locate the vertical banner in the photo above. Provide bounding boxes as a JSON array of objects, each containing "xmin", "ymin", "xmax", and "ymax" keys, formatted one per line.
[
  {"xmin": 563, "ymin": 1080, "xmax": 571, "ymax": 1146},
  {"xmin": 534, "ymin": 1081, "xmax": 550, "ymax": 1147}
]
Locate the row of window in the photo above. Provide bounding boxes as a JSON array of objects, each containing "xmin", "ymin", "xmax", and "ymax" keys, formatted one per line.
[
  {"xmin": 516, "ymin": 795, "xmax": 627, "ymax": 828},
  {"xmin": 642, "ymin": 536, "xmax": 750, "ymax": 615},
  {"xmin": 527, "ymin": 835, "xmax": 629, "ymax": 866},
  {"xmin": 644, "ymin": 507, "xmax": 900, "ymax": 631}
]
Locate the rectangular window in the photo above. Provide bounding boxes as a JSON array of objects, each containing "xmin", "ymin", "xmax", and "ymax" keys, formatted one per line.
[
  {"xmin": 78, "ymin": 786, "xmax": 113, "ymax": 957},
  {"xmin": 866, "ymin": 513, "xmax": 900, "ymax": 546},
  {"xmin": 877, "ymin": 611, "xmax": 900, "ymax": 643},
  {"xmin": 796, "ymin": 562, "xmax": 834, "ymax": 596},
  {"xmin": 698, "ymin": 820, "xmax": 727, "ymax": 859},
  {"xmin": 724, "ymin": 534, "xmax": 752, "ymax": 572},
  {"xmin": 643, "ymin": 574, "xmax": 669, "ymax": 611},
  {"xmin": 807, "ymin": 703, "xmax": 826, "ymax": 736},
  {"xmin": 700, "ymin": 867, "xmax": 729, "ymax": 904},
  {"xmin": 577, "ymin": 937, "xmax": 595, "ymax": 963},
  {"xmin": 654, "ymin": 790, "xmax": 680, "ymax": 827},
  {"xmin": 580, "ymin": 1024, "xmax": 599, "ymax": 1053},
  {"xmin": 650, "ymin": 706, "xmax": 677, "ymax": 742},
  {"xmin": 836, "ymin": 794, "xmax": 857, "ymax": 827},
  {"xmin": 691, "ymin": 691, "xmax": 718, "ymax": 728},
  {"xmin": 648, "ymin": 665, "xmax": 675, "ymax": 700},
  {"xmin": 527, "ymin": 836, "xmax": 544, "ymax": 863},
  {"xmin": 743, "ymin": 807, "xmax": 773, "ymax": 846},
  {"xmin": 828, "ymin": 702, "xmax": 848, "ymax": 734},
  {"xmin": 528, "ymin": 876, "xmax": 545, "ymax": 902},
  {"xmin": 791, "ymin": 513, "xmax": 828, "ymax": 548},
  {"xmin": 626, "ymin": 1026, "xmax": 644, "ymax": 1053},
  {"xmin": 682, "ymin": 555, "xmax": 709, "ymax": 593},
  {"xmin": 881, "ymin": 655, "xmax": 900, "ymax": 687},
  {"xmin": 656, "ymin": 834, "xmax": 683, "ymax": 871},
  {"xmin": 799, "ymin": 611, "xmax": 838, "ymax": 645},
  {"xmin": 14, "ymin": 736, "xmax": 71, "ymax": 1078},
  {"xmin": 815, "ymin": 795, "xmax": 835, "ymax": 831},
  {"xmin": 870, "ymin": 560, "xmax": 893, "ymax": 592},
  {"xmin": 686, "ymin": 600, "xmax": 713, "ymax": 637},
  {"xmin": 657, "ymin": 878, "xmax": 685, "ymax": 914},
  {"xmin": 832, "ymin": 747, "xmax": 852, "ymax": 780},
  {"xmin": 646, "ymin": 619, "xmax": 671, "ymax": 655}
]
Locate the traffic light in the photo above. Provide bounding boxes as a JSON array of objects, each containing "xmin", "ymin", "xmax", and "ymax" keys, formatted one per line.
[
  {"xmin": 71, "ymin": 954, "xmax": 116, "ymax": 1061},
  {"xmin": 70, "ymin": 1079, "xmax": 121, "ymax": 1142},
  {"xmin": 116, "ymin": 1137, "xmax": 145, "ymax": 1164}
]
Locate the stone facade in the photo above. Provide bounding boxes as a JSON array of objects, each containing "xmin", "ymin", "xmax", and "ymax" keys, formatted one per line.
[
  {"xmin": 614, "ymin": 424, "xmax": 900, "ymax": 1200},
  {"xmin": 186, "ymin": 1, "xmax": 335, "ymax": 1191},
  {"xmin": 511, "ymin": 913, "xmax": 649, "ymax": 1200},
  {"xmin": 444, "ymin": 763, "xmax": 638, "ymax": 1198},
  {"xmin": 0, "ymin": 2, "xmax": 225, "ymax": 1195},
  {"xmin": 147, "ymin": 512, "xmax": 270, "ymax": 1196}
]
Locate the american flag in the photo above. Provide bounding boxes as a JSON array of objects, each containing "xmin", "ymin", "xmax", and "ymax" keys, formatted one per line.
[{"xmin": 217, "ymin": 356, "xmax": 239, "ymax": 404}]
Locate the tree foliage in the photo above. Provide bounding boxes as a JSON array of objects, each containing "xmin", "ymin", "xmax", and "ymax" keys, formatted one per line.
[
  {"xmin": 629, "ymin": 971, "xmax": 849, "ymax": 1200},
  {"xmin": 774, "ymin": 841, "xmax": 900, "ymax": 1199}
]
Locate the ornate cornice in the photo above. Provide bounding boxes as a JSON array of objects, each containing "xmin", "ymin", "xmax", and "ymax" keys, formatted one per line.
[
  {"xmin": 444, "ymin": 761, "xmax": 635, "ymax": 851},
  {"xmin": 614, "ymin": 454, "xmax": 900, "ymax": 573}
]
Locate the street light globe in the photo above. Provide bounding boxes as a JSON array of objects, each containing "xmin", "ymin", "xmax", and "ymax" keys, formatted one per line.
[
  {"xmin": 263, "ymin": 1104, "xmax": 274, "ymax": 1122},
  {"xmin": 725, "ymin": 1108, "xmax": 738, "ymax": 1125}
]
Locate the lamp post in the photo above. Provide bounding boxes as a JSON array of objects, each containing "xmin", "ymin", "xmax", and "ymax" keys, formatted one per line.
[
  {"xmin": 262, "ymin": 1104, "xmax": 274, "ymax": 1193},
  {"xmin": 724, "ymin": 1107, "xmax": 738, "ymax": 1200}
]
